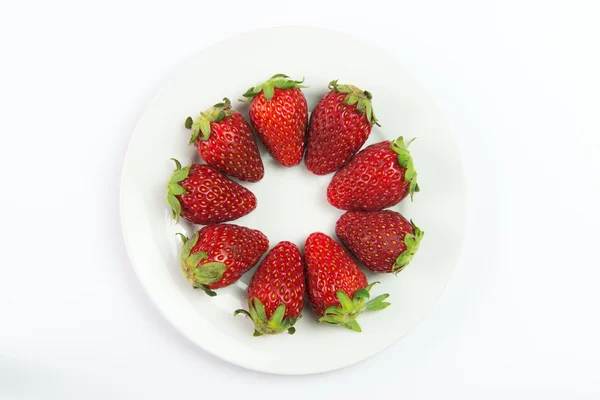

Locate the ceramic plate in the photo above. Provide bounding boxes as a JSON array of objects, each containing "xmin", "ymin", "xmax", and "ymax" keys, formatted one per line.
[{"xmin": 120, "ymin": 26, "xmax": 466, "ymax": 375}]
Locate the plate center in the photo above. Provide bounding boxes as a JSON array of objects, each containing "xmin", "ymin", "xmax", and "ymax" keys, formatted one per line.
[{"xmin": 240, "ymin": 159, "xmax": 342, "ymax": 248}]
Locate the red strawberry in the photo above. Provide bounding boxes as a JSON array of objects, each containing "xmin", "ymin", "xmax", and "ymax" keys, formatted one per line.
[
  {"xmin": 234, "ymin": 241, "xmax": 305, "ymax": 336},
  {"xmin": 336, "ymin": 211, "xmax": 424, "ymax": 274},
  {"xmin": 305, "ymin": 80, "xmax": 380, "ymax": 175},
  {"xmin": 327, "ymin": 136, "xmax": 420, "ymax": 211},
  {"xmin": 177, "ymin": 224, "xmax": 269, "ymax": 296},
  {"xmin": 304, "ymin": 232, "xmax": 390, "ymax": 332},
  {"xmin": 185, "ymin": 98, "xmax": 264, "ymax": 182},
  {"xmin": 240, "ymin": 74, "xmax": 308, "ymax": 167},
  {"xmin": 166, "ymin": 159, "xmax": 256, "ymax": 225}
]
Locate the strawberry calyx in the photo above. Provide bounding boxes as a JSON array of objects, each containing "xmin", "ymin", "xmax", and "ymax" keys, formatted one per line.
[
  {"xmin": 317, "ymin": 282, "xmax": 390, "ymax": 332},
  {"xmin": 234, "ymin": 298, "xmax": 300, "ymax": 336},
  {"xmin": 166, "ymin": 158, "xmax": 191, "ymax": 222},
  {"xmin": 177, "ymin": 232, "xmax": 226, "ymax": 297},
  {"xmin": 392, "ymin": 220, "xmax": 424, "ymax": 274},
  {"xmin": 239, "ymin": 73, "xmax": 307, "ymax": 103},
  {"xmin": 328, "ymin": 79, "xmax": 381, "ymax": 126},
  {"xmin": 185, "ymin": 98, "xmax": 234, "ymax": 144},
  {"xmin": 390, "ymin": 136, "xmax": 420, "ymax": 200}
]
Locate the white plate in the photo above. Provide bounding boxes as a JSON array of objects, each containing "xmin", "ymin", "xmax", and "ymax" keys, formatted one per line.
[{"xmin": 120, "ymin": 26, "xmax": 466, "ymax": 375}]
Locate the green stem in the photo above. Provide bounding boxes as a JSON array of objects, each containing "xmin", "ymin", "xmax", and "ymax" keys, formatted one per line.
[{"xmin": 175, "ymin": 233, "xmax": 187, "ymax": 244}]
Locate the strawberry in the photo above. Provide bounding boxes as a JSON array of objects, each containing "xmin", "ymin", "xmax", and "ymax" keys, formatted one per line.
[
  {"xmin": 327, "ymin": 136, "xmax": 420, "ymax": 211},
  {"xmin": 166, "ymin": 159, "xmax": 256, "ymax": 225},
  {"xmin": 336, "ymin": 211, "xmax": 424, "ymax": 274},
  {"xmin": 304, "ymin": 232, "xmax": 390, "ymax": 332},
  {"xmin": 177, "ymin": 224, "xmax": 269, "ymax": 296},
  {"xmin": 305, "ymin": 80, "xmax": 380, "ymax": 175},
  {"xmin": 184, "ymin": 98, "xmax": 264, "ymax": 182},
  {"xmin": 240, "ymin": 74, "xmax": 308, "ymax": 167},
  {"xmin": 234, "ymin": 241, "xmax": 305, "ymax": 336}
]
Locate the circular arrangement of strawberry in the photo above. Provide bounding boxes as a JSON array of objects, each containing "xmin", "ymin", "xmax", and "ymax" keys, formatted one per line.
[{"xmin": 166, "ymin": 74, "xmax": 424, "ymax": 336}]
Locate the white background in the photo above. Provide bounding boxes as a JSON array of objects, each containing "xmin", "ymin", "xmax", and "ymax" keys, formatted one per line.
[{"xmin": 1, "ymin": 0, "xmax": 599, "ymax": 398}]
